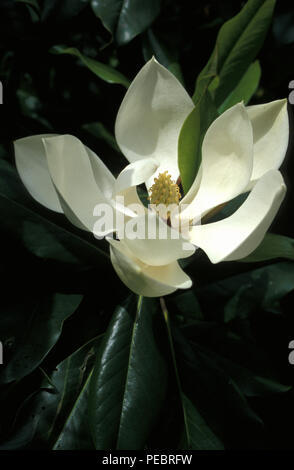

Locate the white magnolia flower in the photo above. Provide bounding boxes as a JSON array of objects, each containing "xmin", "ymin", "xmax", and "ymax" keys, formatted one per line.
[{"xmin": 14, "ymin": 58, "xmax": 289, "ymax": 297}]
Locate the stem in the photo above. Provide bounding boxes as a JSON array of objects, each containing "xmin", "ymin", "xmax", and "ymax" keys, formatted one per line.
[{"xmin": 160, "ymin": 297, "xmax": 190, "ymax": 446}]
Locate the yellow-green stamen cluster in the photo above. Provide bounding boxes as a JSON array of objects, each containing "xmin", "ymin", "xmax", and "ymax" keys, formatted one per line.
[{"xmin": 149, "ymin": 171, "xmax": 181, "ymax": 208}]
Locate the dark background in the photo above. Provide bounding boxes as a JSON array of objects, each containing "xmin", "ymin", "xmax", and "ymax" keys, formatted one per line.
[{"xmin": 0, "ymin": 0, "xmax": 294, "ymax": 450}]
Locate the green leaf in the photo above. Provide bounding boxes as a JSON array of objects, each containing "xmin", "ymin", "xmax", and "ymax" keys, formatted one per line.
[
  {"xmin": 41, "ymin": 337, "xmax": 100, "ymax": 449},
  {"xmin": 181, "ymin": 394, "xmax": 224, "ymax": 450},
  {"xmin": 91, "ymin": 0, "xmax": 161, "ymax": 46},
  {"xmin": 53, "ymin": 371, "xmax": 94, "ymax": 450},
  {"xmin": 0, "ymin": 294, "xmax": 83, "ymax": 384},
  {"xmin": 89, "ymin": 296, "xmax": 168, "ymax": 450},
  {"xmin": 178, "ymin": 90, "xmax": 218, "ymax": 195},
  {"xmin": 240, "ymin": 233, "xmax": 294, "ymax": 263},
  {"xmin": 45, "ymin": 338, "xmax": 101, "ymax": 450},
  {"xmin": 172, "ymin": 290, "xmax": 204, "ymax": 323},
  {"xmin": 51, "ymin": 46, "xmax": 130, "ymax": 88},
  {"xmin": 0, "ymin": 159, "xmax": 110, "ymax": 265},
  {"xmin": 2, "ymin": 338, "xmax": 101, "ymax": 449},
  {"xmin": 193, "ymin": 0, "xmax": 275, "ymax": 107},
  {"xmin": 218, "ymin": 60, "xmax": 261, "ymax": 113}
]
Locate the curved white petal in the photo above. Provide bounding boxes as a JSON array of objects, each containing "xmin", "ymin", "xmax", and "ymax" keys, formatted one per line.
[
  {"xmin": 246, "ymin": 99, "xmax": 289, "ymax": 188},
  {"xmin": 43, "ymin": 135, "xmax": 114, "ymax": 232},
  {"xmin": 14, "ymin": 134, "xmax": 63, "ymax": 212},
  {"xmin": 188, "ymin": 170, "xmax": 286, "ymax": 263},
  {"xmin": 115, "ymin": 157, "xmax": 159, "ymax": 194},
  {"xmin": 85, "ymin": 146, "xmax": 115, "ymax": 200},
  {"xmin": 122, "ymin": 212, "xmax": 195, "ymax": 266},
  {"xmin": 115, "ymin": 57, "xmax": 194, "ymax": 177},
  {"xmin": 181, "ymin": 103, "xmax": 253, "ymax": 223},
  {"xmin": 108, "ymin": 238, "xmax": 192, "ymax": 297}
]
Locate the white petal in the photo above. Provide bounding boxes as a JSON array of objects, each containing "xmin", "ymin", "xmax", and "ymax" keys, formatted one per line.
[
  {"xmin": 246, "ymin": 99, "xmax": 289, "ymax": 188},
  {"xmin": 122, "ymin": 212, "xmax": 195, "ymax": 266},
  {"xmin": 181, "ymin": 103, "xmax": 253, "ymax": 222},
  {"xmin": 108, "ymin": 238, "xmax": 192, "ymax": 297},
  {"xmin": 114, "ymin": 157, "xmax": 159, "ymax": 194},
  {"xmin": 189, "ymin": 170, "xmax": 286, "ymax": 263},
  {"xmin": 115, "ymin": 57, "xmax": 194, "ymax": 175},
  {"xmin": 43, "ymin": 135, "xmax": 114, "ymax": 232},
  {"xmin": 14, "ymin": 134, "xmax": 63, "ymax": 212},
  {"xmin": 85, "ymin": 146, "xmax": 115, "ymax": 199}
]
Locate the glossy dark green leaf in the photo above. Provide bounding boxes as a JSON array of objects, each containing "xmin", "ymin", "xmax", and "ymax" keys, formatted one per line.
[
  {"xmin": 53, "ymin": 371, "xmax": 93, "ymax": 450},
  {"xmin": 193, "ymin": 0, "xmax": 275, "ymax": 107},
  {"xmin": 43, "ymin": 338, "xmax": 101, "ymax": 449},
  {"xmin": 172, "ymin": 290, "xmax": 204, "ymax": 323},
  {"xmin": 178, "ymin": 91, "xmax": 218, "ymax": 194},
  {"xmin": 51, "ymin": 46, "xmax": 130, "ymax": 87},
  {"xmin": 0, "ymin": 294, "xmax": 82, "ymax": 384},
  {"xmin": 181, "ymin": 394, "xmax": 224, "ymax": 450},
  {"xmin": 240, "ymin": 233, "xmax": 294, "ymax": 263},
  {"xmin": 1, "ymin": 338, "xmax": 101, "ymax": 449},
  {"xmin": 89, "ymin": 296, "xmax": 168, "ymax": 450},
  {"xmin": 218, "ymin": 60, "xmax": 261, "ymax": 113},
  {"xmin": 91, "ymin": 0, "xmax": 161, "ymax": 46}
]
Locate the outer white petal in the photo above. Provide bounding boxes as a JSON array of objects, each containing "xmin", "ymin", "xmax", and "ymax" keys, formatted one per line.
[
  {"xmin": 246, "ymin": 99, "xmax": 289, "ymax": 188},
  {"xmin": 115, "ymin": 57, "xmax": 194, "ymax": 178},
  {"xmin": 108, "ymin": 238, "xmax": 192, "ymax": 297},
  {"xmin": 43, "ymin": 135, "xmax": 114, "ymax": 232},
  {"xmin": 188, "ymin": 170, "xmax": 286, "ymax": 263},
  {"xmin": 114, "ymin": 157, "xmax": 159, "ymax": 194},
  {"xmin": 181, "ymin": 103, "xmax": 253, "ymax": 223},
  {"xmin": 85, "ymin": 146, "xmax": 115, "ymax": 199},
  {"xmin": 122, "ymin": 212, "xmax": 195, "ymax": 266},
  {"xmin": 14, "ymin": 134, "xmax": 63, "ymax": 212}
]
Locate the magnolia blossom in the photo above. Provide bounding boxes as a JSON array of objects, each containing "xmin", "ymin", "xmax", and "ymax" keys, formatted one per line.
[{"xmin": 14, "ymin": 58, "xmax": 289, "ymax": 297}]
